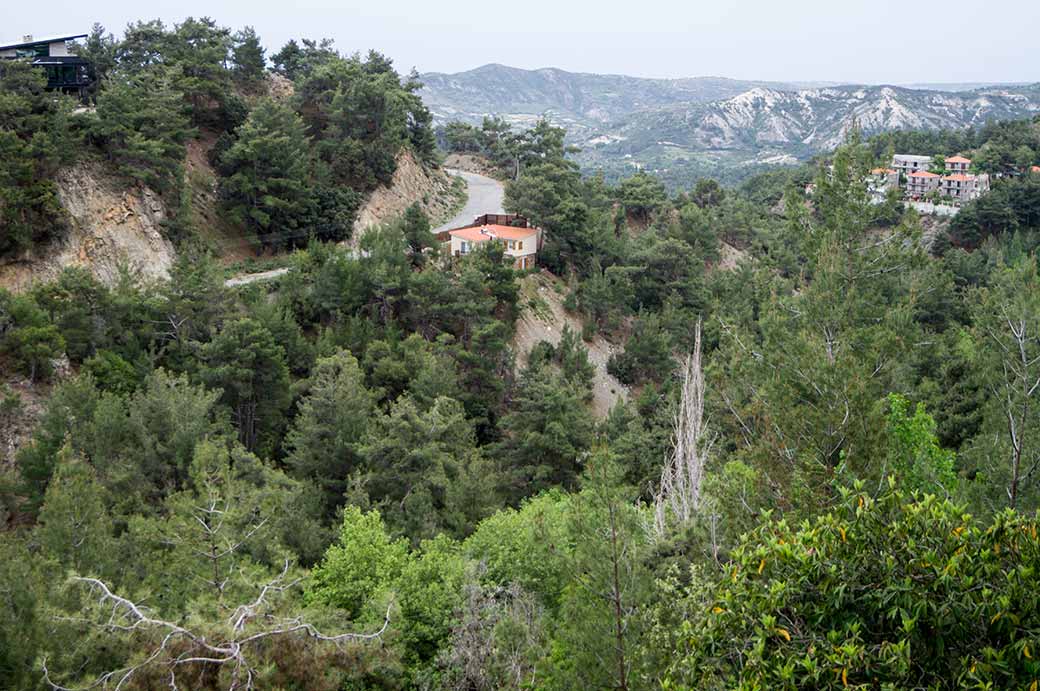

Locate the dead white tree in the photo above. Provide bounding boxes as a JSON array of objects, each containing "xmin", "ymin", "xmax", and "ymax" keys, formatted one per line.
[
  {"xmin": 41, "ymin": 561, "xmax": 391, "ymax": 691},
  {"xmin": 438, "ymin": 575, "xmax": 545, "ymax": 691},
  {"xmin": 984, "ymin": 303, "xmax": 1040, "ymax": 509},
  {"xmin": 654, "ymin": 319, "xmax": 713, "ymax": 537}
]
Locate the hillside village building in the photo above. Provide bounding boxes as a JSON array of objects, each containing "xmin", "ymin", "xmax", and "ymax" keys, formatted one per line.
[
  {"xmin": 906, "ymin": 170, "xmax": 942, "ymax": 197},
  {"xmin": 890, "ymin": 154, "xmax": 989, "ymax": 203},
  {"xmin": 0, "ymin": 34, "xmax": 94, "ymax": 97},
  {"xmin": 892, "ymin": 154, "xmax": 934, "ymax": 177},
  {"xmin": 441, "ymin": 214, "xmax": 543, "ymax": 270},
  {"xmin": 941, "ymin": 173, "xmax": 989, "ymax": 202},
  {"xmin": 945, "ymin": 155, "xmax": 971, "ymax": 174}
]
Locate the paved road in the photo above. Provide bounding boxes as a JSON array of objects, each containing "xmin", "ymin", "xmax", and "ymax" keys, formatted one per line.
[
  {"xmin": 433, "ymin": 169, "xmax": 506, "ymax": 234},
  {"xmin": 225, "ymin": 170, "xmax": 505, "ymax": 287}
]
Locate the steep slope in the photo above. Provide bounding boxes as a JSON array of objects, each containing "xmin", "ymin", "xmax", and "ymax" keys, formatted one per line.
[
  {"xmin": 605, "ymin": 84, "xmax": 1040, "ymax": 154},
  {"xmin": 351, "ymin": 150, "xmax": 464, "ymax": 245},
  {"xmin": 0, "ymin": 163, "xmax": 176, "ymax": 292},
  {"xmin": 513, "ymin": 272, "xmax": 629, "ymax": 418}
]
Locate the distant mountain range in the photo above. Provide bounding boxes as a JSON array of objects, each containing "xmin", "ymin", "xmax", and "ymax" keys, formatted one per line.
[
  {"xmin": 419, "ymin": 64, "xmax": 1040, "ymax": 185},
  {"xmin": 419, "ymin": 63, "xmax": 830, "ymax": 127}
]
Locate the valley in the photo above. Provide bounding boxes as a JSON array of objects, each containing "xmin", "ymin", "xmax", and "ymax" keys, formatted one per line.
[
  {"xmin": 421, "ymin": 64, "xmax": 1040, "ymax": 186},
  {"xmin": 4, "ymin": 13, "xmax": 1040, "ymax": 690}
]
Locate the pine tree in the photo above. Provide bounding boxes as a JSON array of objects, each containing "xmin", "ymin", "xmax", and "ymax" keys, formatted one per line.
[
  {"xmin": 231, "ymin": 26, "xmax": 267, "ymax": 89},
  {"xmin": 285, "ymin": 351, "xmax": 375, "ymax": 519},
  {"xmin": 0, "ymin": 60, "xmax": 73, "ymax": 255},
  {"xmin": 219, "ymin": 99, "xmax": 315, "ymax": 249},
  {"xmin": 198, "ymin": 318, "xmax": 291, "ymax": 455},
  {"xmin": 90, "ymin": 66, "xmax": 194, "ymax": 191}
]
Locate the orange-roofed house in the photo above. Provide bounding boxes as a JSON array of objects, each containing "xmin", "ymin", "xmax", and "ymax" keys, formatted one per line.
[
  {"xmin": 1031, "ymin": 165, "xmax": 1040, "ymax": 174},
  {"xmin": 446, "ymin": 216, "xmax": 542, "ymax": 269},
  {"xmin": 941, "ymin": 172, "xmax": 990, "ymax": 202},
  {"xmin": 906, "ymin": 170, "xmax": 941, "ymax": 198},
  {"xmin": 945, "ymin": 155, "xmax": 972, "ymax": 175}
]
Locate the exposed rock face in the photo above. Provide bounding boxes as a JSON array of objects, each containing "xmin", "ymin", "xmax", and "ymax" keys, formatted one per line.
[
  {"xmin": 513, "ymin": 272, "xmax": 630, "ymax": 419},
  {"xmin": 351, "ymin": 150, "xmax": 459, "ymax": 246},
  {"xmin": 442, "ymin": 153, "xmax": 503, "ymax": 179},
  {"xmin": 585, "ymin": 84, "xmax": 1040, "ymax": 168},
  {"xmin": 0, "ymin": 163, "xmax": 176, "ymax": 291},
  {"xmin": 266, "ymin": 73, "xmax": 295, "ymax": 102}
]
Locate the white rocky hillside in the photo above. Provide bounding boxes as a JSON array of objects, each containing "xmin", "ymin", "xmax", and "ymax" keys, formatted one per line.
[{"xmin": 598, "ymin": 84, "xmax": 1040, "ymax": 157}]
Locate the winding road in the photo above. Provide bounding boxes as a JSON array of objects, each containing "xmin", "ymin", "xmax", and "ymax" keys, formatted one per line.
[
  {"xmin": 226, "ymin": 170, "xmax": 505, "ymax": 287},
  {"xmin": 432, "ymin": 169, "xmax": 506, "ymax": 234}
]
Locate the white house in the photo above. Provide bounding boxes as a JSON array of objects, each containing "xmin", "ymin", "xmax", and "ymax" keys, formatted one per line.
[
  {"xmin": 449, "ymin": 224, "xmax": 541, "ymax": 269},
  {"xmin": 892, "ymin": 154, "xmax": 933, "ymax": 177}
]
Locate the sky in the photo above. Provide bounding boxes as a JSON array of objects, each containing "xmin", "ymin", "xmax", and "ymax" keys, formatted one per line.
[{"xmin": 4, "ymin": 0, "xmax": 1038, "ymax": 84}]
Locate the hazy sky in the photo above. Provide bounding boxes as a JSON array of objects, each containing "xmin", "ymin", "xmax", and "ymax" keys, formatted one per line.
[{"xmin": 4, "ymin": 0, "xmax": 1038, "ymax": 84}]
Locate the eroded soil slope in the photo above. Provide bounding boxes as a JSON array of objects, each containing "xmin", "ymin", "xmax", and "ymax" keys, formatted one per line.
[
  {"xmin": 0, "ymin": 163, "xmax": 175, "ymax": 292},
  {"xmin": 513, "ymin": 271, "xmax": 630, "ymax": 418}
]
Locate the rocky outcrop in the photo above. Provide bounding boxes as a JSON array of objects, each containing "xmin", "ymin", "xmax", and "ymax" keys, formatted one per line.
[
  {"xmin": 513, "ymin": 272, "xmax": 629, "ymax": 419},
  {"xmin": 443, "ymin": 153, "xmax": 504, "ymax": 179},
  {"xmin": 267, "ymin": 73, "xmax": 295, "ymax": 102},
  {"xmin": 351, "ymin": 150, "xmax": 461, "ymax": 246},
  {"xmin": 601, "ymin": 84, "xmax": 1040, "ymax": 159},
  {"xmin": 0, "ymin": 163, "xmax": 176, "ymax": 291}
]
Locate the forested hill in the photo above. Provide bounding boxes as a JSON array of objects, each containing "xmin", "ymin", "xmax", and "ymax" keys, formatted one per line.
[
  {"xmin": 603, "ymin": 83, "xmax": 1040, "ymax": 156},
  {"xmin": 5, "ymin": 23, "xmax": 1040, "ymax": 689},
  {"xmin": 0, "ymin": 20, "xmax": 442, "ymax": 267},
  {"xmin": 423, "ymin": 63, "xmax": 1040, "ymax": 186}
]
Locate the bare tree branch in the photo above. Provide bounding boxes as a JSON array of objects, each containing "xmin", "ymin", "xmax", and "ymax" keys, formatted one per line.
[
  {"xmin": 42, "ymin": 574, "xmax": 391, "ymax": 691},
  {"xmin": 654, "ymin": 319, "xmax": 713, "ymax": 537}
]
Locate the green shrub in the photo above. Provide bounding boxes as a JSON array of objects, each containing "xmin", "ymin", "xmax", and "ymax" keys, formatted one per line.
[{"xmin": 661, "ymin": 481, "xmax": 1040, "ymax": 689}]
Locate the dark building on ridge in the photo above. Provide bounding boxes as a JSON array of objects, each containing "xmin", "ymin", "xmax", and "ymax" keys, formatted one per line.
[{"xmin": 0, "ymin": 34, "xmax": 94, "ymax": 98}]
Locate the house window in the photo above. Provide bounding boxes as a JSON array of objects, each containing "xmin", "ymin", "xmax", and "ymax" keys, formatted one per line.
[
  {"xmin": 507, "ymin": 240, "xmax": 515, "ymax": 250},
  {"xmin": 460, "ymin": 241, "xmax": 470, "ymax": 254},
  {"xmin": 517, "ymin": 240, "xmax": 523, "ymax": 250}
]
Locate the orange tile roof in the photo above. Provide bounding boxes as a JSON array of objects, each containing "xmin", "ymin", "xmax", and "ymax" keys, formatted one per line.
[
  {"xmin": 449, "ymin": 224, "xmax": 539, "ymax": 243},
  {"xmin": 909, "ymin": 171, "xmax": 940, "ymax": 178},
  {"xmin": 1032, "ymin": 165, "xmax": 1040, "ymax": 172},
  {"xmin": 944, "ymin": 174, "xmax": 972, "ymax": 182},
  {"xmin": 946, "ymin": 155, "xmax": 971, "ymax": 163}
]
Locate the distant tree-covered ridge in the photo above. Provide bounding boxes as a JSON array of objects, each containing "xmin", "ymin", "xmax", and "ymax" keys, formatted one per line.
[{"xmin": 426, "ymin": 64, "xmax": 1040, "ymax": 189}]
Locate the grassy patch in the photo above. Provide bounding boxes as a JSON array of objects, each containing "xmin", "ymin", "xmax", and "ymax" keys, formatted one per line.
[{"xmin": 525, "ymin": 294, "xmax": 553, "ymax": 321}]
